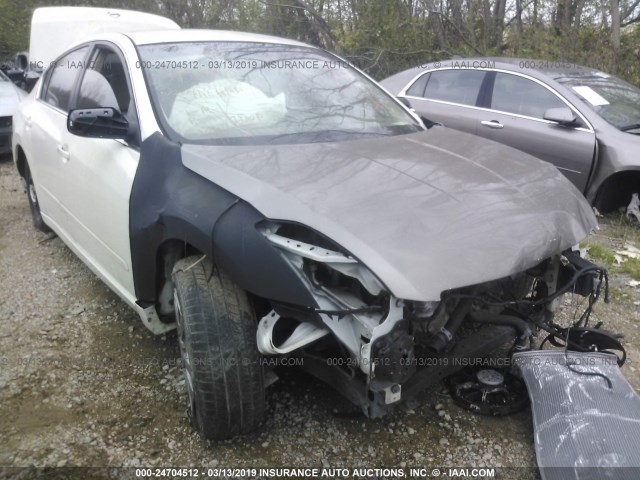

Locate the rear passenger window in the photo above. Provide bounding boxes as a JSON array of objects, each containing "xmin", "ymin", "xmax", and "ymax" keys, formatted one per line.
[
  {"xmin": 422, "ymin": 70, "xmax": 485, "ymax": 106},
  {"xmin": 491, "ymin": 73, "xmax": 565, "ymax": 119},
  {"xmin": 406, "ymin": 73, "xmax": 429, "ymax": 97},
  {"xmin": 42, "ymin": 47, "xmax": 89, "ymax": 112}
]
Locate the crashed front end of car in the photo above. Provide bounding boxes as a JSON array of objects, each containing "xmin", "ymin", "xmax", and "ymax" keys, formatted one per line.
[
  {"xmin": 178, "ymin": 133, "xmax": 605, "ymax": 417},
  {"xmin": 177, "ymin": 127, "xmax": 601, "ymax": 418},
  {"xmin": 138, "ymin": 39, "xmax": 603, "ymax": 416},
  {"xmin": 250, "ymin": 216, "xmax": 603, "ymax": 416}
]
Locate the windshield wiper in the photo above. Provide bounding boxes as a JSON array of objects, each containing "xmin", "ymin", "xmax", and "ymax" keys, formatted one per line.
[{"xmin": 620, "ymin": 123, "xmax": 640, "ymax": 132}]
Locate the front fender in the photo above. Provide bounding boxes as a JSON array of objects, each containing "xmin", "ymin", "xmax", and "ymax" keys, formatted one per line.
[{"xmin": 130, "ymin": 132, "xmax": 317, "ymax": 307}]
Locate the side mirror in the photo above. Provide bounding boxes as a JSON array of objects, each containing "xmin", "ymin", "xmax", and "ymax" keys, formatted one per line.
[
  {"xmin": 67, "ymin": 108, "xmax": 129, "ymax": 139},
  {"xmin": 15, "ymin": 52, "xmax": 28, "ymax": 71},
  {"xmin": 420, "ymin": 116, "xmax": 443, "ymax": 129},
  {"xmin": 397, "ymin": 96, "xmax": 412, "ymax": 108},
  {"xmin": 543, "ymin": 107, "xmax": 577, "ymax": 126}
]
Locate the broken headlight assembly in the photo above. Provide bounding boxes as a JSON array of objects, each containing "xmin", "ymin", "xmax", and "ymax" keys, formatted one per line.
[
  {"xmin": 255, "ymin": 221, "xmax": 618, "ymax": 417},
  {"xmin": 256, "ymin": 222, "xmax": 399, "ymax": 371}
]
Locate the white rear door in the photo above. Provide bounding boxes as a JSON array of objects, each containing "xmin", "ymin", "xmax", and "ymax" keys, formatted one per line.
[{"xmin": 30, "ymin": 46, "xmax": 91, "ymax": 231}]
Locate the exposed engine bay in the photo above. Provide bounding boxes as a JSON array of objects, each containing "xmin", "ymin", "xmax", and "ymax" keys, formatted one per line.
[{"xmin": 255, "ymin": 221, "xmax": 613, "ymax": 416}]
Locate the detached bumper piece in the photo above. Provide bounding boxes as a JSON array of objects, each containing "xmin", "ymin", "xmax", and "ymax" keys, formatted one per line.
[{"xmin": 514, "ymin": 351, "xmax": 640, "ymax": 480}]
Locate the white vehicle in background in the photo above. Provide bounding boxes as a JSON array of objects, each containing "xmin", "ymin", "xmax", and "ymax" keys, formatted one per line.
[{"xmin": 13, "ymin": 7, "xmax": 180, "ymax": 92}]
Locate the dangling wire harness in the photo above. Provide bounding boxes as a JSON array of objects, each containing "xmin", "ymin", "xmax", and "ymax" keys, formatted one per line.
[{"xmin": 443, "ymin": 250, "xmax": 622, "ymax": 387}]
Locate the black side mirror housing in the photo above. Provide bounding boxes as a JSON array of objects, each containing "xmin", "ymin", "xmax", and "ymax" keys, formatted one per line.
[
  {"xmin": 420, "ymin": 116, "xmax": 443, "ymax": 129},
  {"xmin": 67, "ymin": 108, "xmax": 129, "ymax": 139},
  {"xmin": 15, "ymin": 52, "xmax": 28, "ymax": 71},
  {"xmin": 397, "ymin": 96, "xmax": 412, "ymax": 108}
]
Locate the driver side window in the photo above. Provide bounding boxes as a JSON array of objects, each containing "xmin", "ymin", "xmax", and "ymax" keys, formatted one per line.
[
  {"xmin": 77, "ymin": 46, "xmax": 132, "ymax": 114},
  {"xmin": 491, "ymin": 73, "xmax": 566, "ymax": 119}
]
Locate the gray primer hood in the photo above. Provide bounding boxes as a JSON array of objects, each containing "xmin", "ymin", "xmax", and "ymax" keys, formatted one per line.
[{"xmin": 181, "ymin": 128, "xmax": 597, "ymax": 301}]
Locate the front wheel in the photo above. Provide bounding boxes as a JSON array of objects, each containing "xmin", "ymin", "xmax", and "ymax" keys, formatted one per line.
[
  {"xmin": 24, "ymin": 162, "xmax": 50, "ymax": 233},
  {"xmin": 171, "ymin": 256, "xmax": 265, "ymax": 439}
]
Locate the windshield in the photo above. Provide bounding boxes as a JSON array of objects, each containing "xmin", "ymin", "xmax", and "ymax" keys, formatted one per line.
[
  {"xmin": 556, "ymin": 73, "xmax": 640, "ymax": 132},
  {"xmin": 138, "ymin": 42, "xmax": 421, "ymax": 144}
]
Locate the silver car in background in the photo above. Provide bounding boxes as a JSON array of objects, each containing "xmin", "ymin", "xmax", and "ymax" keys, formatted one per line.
[{"xmin": 381, "ymin": 58, "xmax": 640, "ymax": 212}]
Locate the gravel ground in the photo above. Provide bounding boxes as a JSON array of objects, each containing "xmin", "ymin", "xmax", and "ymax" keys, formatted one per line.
[{"xmin": 1, "ymin": 155, "xmax": 639, "ymax": 479}]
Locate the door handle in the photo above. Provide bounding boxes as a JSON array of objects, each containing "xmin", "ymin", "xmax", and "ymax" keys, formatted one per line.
[
  {"xmin": 24, "ymin": 116, "xmax": 32, "ymax": 128},
  {"xmin": 57, "ymin": 144, "xmax": 70, "ymax": 161},
  {"xmin": 481, "ymin": 120, "xmax": 504, "ymax": 129}
]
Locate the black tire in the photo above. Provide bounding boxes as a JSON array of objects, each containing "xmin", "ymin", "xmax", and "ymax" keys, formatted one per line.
[
  {"xmin": 24, "ymin": 162, "xmax": 50, "ymax": 233},
  {"xmin": 171, "ymin": 256, "xmax": 265, "ymax": 440}
]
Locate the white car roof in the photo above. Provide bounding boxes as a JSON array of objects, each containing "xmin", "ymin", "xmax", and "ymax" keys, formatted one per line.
[{"xmin": 124, "ymin": 29, "xmax": 311, "ymax": 48}]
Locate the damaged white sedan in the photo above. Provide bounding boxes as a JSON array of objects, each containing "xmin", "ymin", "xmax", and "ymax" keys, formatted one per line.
[{"xmin": 12, "ymin": 28, "xmax": 607, "ymax": 440}]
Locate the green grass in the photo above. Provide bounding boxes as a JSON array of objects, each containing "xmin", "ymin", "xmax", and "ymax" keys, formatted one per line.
[
  {"xmin": 581, "ymin": 242, "xmax": 615, "ymax": 267},
  {"xmin": 607, "ymin": 286, "xmax": 627, "ymax": 301},
  {"xmin": 581, "ymin": 240, "xmax": 640, "ymax": 281},
  {"xmin": 621, "ymin": 259, "xmax": 640, "ymax": 280},
  {"xmin": 598, "ymin": 213, "xmax": 640, "ymax": 246}
]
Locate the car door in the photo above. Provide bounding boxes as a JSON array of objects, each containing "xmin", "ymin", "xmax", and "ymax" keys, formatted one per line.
[
  {"xmin": 401, "ymin": 69, "xmax": 488, "ymax": 133},
  {"xmin": 58, "ymin": 43, "xmax": 140, "ymax": 297},
  {"xmin": 479, "ymin": 72, "xmax": 596, "ymax": 192},
  {"xmin": 29, "ymin": 46, "xmax": 90, "ymax": 228}
]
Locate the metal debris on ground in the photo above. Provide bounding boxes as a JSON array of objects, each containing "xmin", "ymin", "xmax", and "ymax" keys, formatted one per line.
[
  {"xmin": 616, "ymin": 243, "xmax": 640, "ymax": 260},
  {"xmin": 626, "ymin": 193, "xmax": 640, "ymax": 224}
]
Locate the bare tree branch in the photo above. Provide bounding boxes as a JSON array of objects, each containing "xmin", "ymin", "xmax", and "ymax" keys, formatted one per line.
[
  {"xmin": 425, "ymin": 9, "xmax": 485, "ymax": 55},
  {"xmin": 258, "ymin": 0, "xmax": 338, "ymax": 46},
  {"xmin": 622, "ymin": 0, "xmax": 640, "ymax": 20}
]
